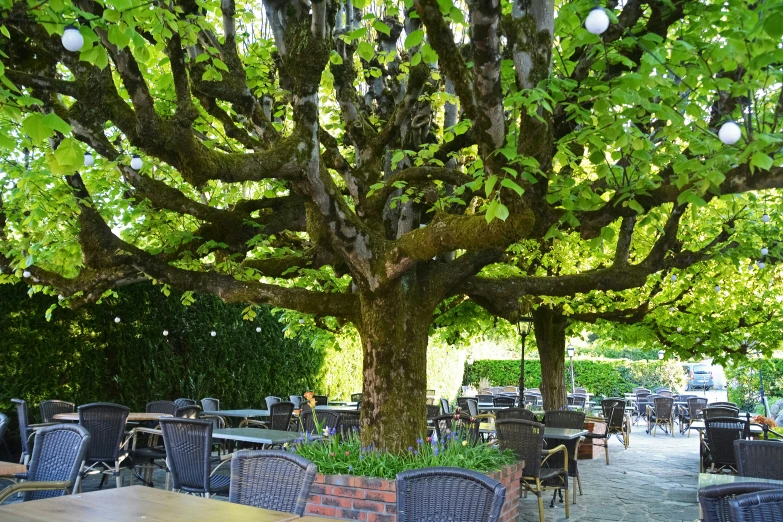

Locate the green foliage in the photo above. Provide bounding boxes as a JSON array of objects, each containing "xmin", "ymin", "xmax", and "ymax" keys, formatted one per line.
[
  {"xmin": 289, "ymin": 431, "xmax": 516, "ymax": 479},
  {"xmin": 467, "ymin": 358, "xmax": 686, "ymax": 398},
  {"xmin": 426, "ymin": 340, "xmax": 467, "ymax": 402},
  {"xmin": 726, "ymin": 358, "xmax": 783, "ymax": 412}
]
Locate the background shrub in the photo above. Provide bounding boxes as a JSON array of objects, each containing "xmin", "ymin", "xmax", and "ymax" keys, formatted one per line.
[{"xmin": 725, "ymin": 358, "xmax": 783, "ymax": 412}]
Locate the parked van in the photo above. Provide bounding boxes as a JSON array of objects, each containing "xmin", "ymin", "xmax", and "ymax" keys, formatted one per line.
[{"xmin": 683, "ymin": 362, "xmax": 714, "ymax": 390}]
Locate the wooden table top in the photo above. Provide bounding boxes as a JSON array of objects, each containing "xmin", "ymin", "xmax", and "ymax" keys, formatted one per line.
[
  {"xmin": 0, "ymin": 461, "xmax": 26, "ymax": 476},
  {"xmin": 52, "ymin": 412, "xmax": 170, "ymax": 422},
  {"xmin": 0, "ymin": 485, "xmax": 301, "ymax": 521}
]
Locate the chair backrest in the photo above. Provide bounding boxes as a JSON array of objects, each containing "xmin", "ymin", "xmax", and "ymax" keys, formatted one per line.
[
  {"xmin": 78, "ymin": 402, "xmax": 130, "ymax": 462},
  {"xmin": 159, "ymin": 418, "xmax": 213, "ymax": 494},
  {"xmin": 456, "ymin": 398, "xmax": 478, "ymax": 416},
  {"xmin": 496, "ymin": 419, "xmax": 545, "ymax": 479},
  {"xmin": 268, "ymin": 402, "xmax": 295, "ymax": 431},
  {"xmin": 201, "ymin": 398, "xmax": 220, "ymax": 412},
  {"xmin": 313, "ymin": 395, "xmax": 328, "ymax": 406},
  {"xmin": 699, "ymin": 482, "xmax": 783, "ymax": 522},
  {"xmin": 735, "ymin": 440, "xmax": 783, "ymax": 480},
  {"xmin": 289, "ymin": 395, "xmax": 303, "ymax": 409},
  {"xmin": 351, "ymin": 393, "xmax": 362, "ymax": 403},
  {"xmin": 574, "ymin": 387, "xmax": 587, "ymax": 395},
  {"xmin": 426, "ymin": 405, "xmax": 441, "ymax": 419},
  {"xmin": 174, "ymin": 398, "xmax": 197, "ymax": 408},
  {"xmin": 493, "ymin": 396, "xmax": 515, "ymax": 408},
  {"xmin": 440, "ymin": 398, "xmax": 451, "ymax": 414},
  {"xmin": 632, "ymin": 387, "xmax": 649, "ymax": 393},
  {"xmin": 23, "ymin": 424, "xmax": 91, "ymax": 502},
  {"xmin": 11, "ymin": 398, "xmax": 32, "ymax": 455},
  {"xmin": 657, "ymin": 390, "xmax": 673, "ymax": 398},
  {"xmin": 711, "ymin": 402, "xmax": 738, "ymax": 408},
  {"xmin": 39, "ymin": 400, "xmax": 75, "ymax": 423},
  {"xmin": 490, "ymin": 387, "xmax": 505, "ymax": 395},
  {"xmin": 339, "ymin": 411, "xmax": 361, "ymax": 438},
  {"xmin": 146, "ymin": 400, "xmax": 177, "ymax": 415},
  {"xmin": 523, "ymin": 393, "xmax": 542, "ymax": 407},
  {"xmin": 503, "ymin": 387, "xmax": 518, "ymax": 393},
  {"xmin": 229, "ymin": 450, "xmax": 317, "ymax": 515},
  {"xmin": 265, "ymin": 396, "xmax": 281, "ymax": 410},
  {"xmin": 494, "ymin": 408, "xmax": 537, "ymax": 422},
  {"xmin": 476, "ymin": 394, "xmax": 494, "ymax": 404},
  {"xmin": 396, "ymin": 467, "xmax": 506, "ymax": 522},
  {"xmin": 571, "ymin": 395, "xmax": 587, "ymax": 408},
  {"xmin": 0, "ymin": 413, "xmax": 8, "ymax": 447},
  {"xmin": 729, "ymin": 488, "xmax": 783, "ymax": 521},
  {"xmin": 544, "ymin": 410, "xmax": 585, "ymax": 429},
  {"xmin": 174, "ymin": 405, "xmax": 202, "ymax": 419},
  {"xmin": 653, "ymin": 397, "xmax": 674, "ymax": 418},
  {"xmin": 426, "ymin": 389, "xmax": 436, "ymax": 396},
  {"xmin": 687, "ymin": 397, "xmax": 708, "ymax": 418},
  {"xmin": 601, "ymin": 399, "xmax": 626, "ymax": 429},
  {"xmin": 300, "ymin": 411, "xmax": 341, "ymax": 434},
  {"xmin": 703, "ymin": 406, "xmax": 740, "ymax": 419},
  {"xmin": 704, "ymin": 417, "xmax": 750, "ymax": 469}
]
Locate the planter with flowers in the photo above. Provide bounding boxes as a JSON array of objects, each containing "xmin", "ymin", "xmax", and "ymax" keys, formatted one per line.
[{"xmin": 285, "ymin": 414, "xmax": 524, "ymax": 522}]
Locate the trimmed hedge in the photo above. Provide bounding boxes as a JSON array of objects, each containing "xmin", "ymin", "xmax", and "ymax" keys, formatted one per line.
[
  {"xmin": 466, "ymin": 358, "xmax": 686, "ymax": 398},
  {"xmin": 726, "ymin": 358, "xmax": 783, "ymax": 412}
]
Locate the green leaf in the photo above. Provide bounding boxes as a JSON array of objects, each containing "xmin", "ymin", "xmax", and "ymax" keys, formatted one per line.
[
  {"xmin": 22, "ymin": 113, "xmax": 53, "ymax": 144},
  {"xmin": 404, "ymin": 29, "xmax": 424, "ymax": 49},
  {"xmin": 627, "ymin": 199, "xmax": 644, "ymax": 214},
  {"xmin": 495, "ymin": 202, "xmax": 509, "ymax": 221},
  {"xmin": 53, "ymin": 138, "xmax": 84, "ymax": 170},
  {"xmin": 213, "ymin": 58, "xmax": 229, "ymax": 72},
  {"xmin": 103, "ymin": 9, "xmax": 121, "ymax": 22},
  {"xmin": 42, "ymin": 113, "xmax": 72, "ymax": 134},
  {"xmin": 329, "ymin": 50, "xmax": 343, "ymax": 65},
  {"xmin": 352, "ymin": 0, "xmax": 368, "ymax": 7},
  {"xmin": 357, "ymin": 41, "xmax": 374, "ymax": 62},
  {"xmin": 750, "ymin": 152, "xmax": 773, "ymax": 172},
  {"xmin": 449, "ymin": 6, "xmax": 465, "ymax": 24},
  {"xmin": 373, "ymin": 20, "xmax": 391, "ymax": 36},
  {"xmin": 500, "ymin": 178, "xmax": 524, "ymax": 197},
  {"xmin": 410, "ymin": 52, "xmax": 422, "ymax": 66},
  {"xmin": 107, "ymin": 0, "xmax": 132, "ymax": 10},
  {"xmin": 764, "ymin": 12, "xmax": 783, "ymax": 38},
  {"xmin": 107, "ymin": 25, "xmax": 131, "ymax": 49},
  {"xmin": 420, "ymin": 43, "xmax": 438, "ymax": 64},
  {"xmin": 0, "ymin": 25, "xmax": 9, "ymax": 38},
  {"xmin": 485, "ymin": 175, "xmax": 498, "ymax": 197}
]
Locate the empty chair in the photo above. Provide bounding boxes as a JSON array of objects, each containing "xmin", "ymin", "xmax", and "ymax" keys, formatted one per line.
[
  {"xmin": 574, "ymin": 387, "xmax": 588, "ymax": 396},
  {"xmin": 494, "ymin": 408, "xmax": 537, "ymax": 422},
  {"xmin": 350, "ymin": 393, "xmax": 362, "ymax": 403},
  {"xmin": 229, "ymin": 450, "xmax": 317, "ymax": 515},
  {"xmin": 0, "ymin": 413, "xmax": 9, "ymax": 459},
  {"xmin": 711, "ymin": 401, "xmax": 738, "ymax": 409},
  {"xmin": 339, "ymin": 411, "xmax": 361, "ymax": 438},
  {"xmin": 159, "ymin": 418, "xmax": 229, "ymax": 498},
  {"xmin": 431, "ymin": 414, "xmax": 481, "ymax": 447},
  {"xmin": 704, "ymin": 417, "xmax": 751, "ymax": 473},
  {"xmin": 39, "ymin": 400, "xmax": 75, "ymax": 423},
  {"xmin": 647, "ymin": 397, "xmax": 675, "ymax": 436},
  {"xmin": 681, "ymin": 397, "xmax": 709, "ymax": 436},
  {"xmin": 426, "ymin": 405, "xmax": 441, "ymax": 419},
  {"xmin": 632, "ymin": 387, "xmax": 650, "ymax": 394},
  {"xmin": 703, "ymin": 406, "xmax": 740, "ymax": 419},
  {"xmin": 503, "ymin": 386, "xmax": 518, "ymax": 393},
  {"xmin": 426, "ymin": 389, "xmax": 436, "ymax": 396},
  {"xmin": 78, "ymin": 402, "xmax": 132, "ymax": 489},
  {"xmin": 146, "ymin": 400, "xmax": 177, "ymax": 416},
  {"xmin": 313, "ymin": 395, "xmax": 328, "ymax": 406},
  {"xmin": 571, "ymin": 395, "xmax": 587, "ymax": 409},
  {"xmin": 524, "ymin": 393, "xmax": 543, "ymax": 408},
  {"xmin": 729, "ymin": 488, "xmax": 783, "ymax": 521},
  {"xmin": 11, "ymin": 398, "xmax": 54, "ymax": 465},
  {"xmin": 240, "ymin": 402, "xmax": 295, "ymax": 432},
  {"xmin": 634, "ymin": 390, "xmax": 651, "ymax": 425},
  {"xmin": 493, "ymin": 396, "xmax": 516, "ymax": 408},
  {"xmin": 300, "ymin": 410, "xmax": 341, "ymax": 435},
  {"xmin": 545, "ymin": 410, "xmax": 586, "ymax": 504},
  {"xmin": 174, "ymin": 405, "xmax": 202, "ymax": 419},
  {"xmin": 735, "ymin": 440, "xmax": 783, "ymax": 480},
  {"xmin": 585, "ymin": 398, "xmax": 628, "ymax": 466},
  {"xmin": 289, "ymin": 395, "xmax": 303, "ymax": 409},
  {"xmin": 440, "ymin": 398, "xmax": 451, "ymax": 414},
  {"xmin": 476, "ymin": 394, "xmax": 494, "ymax": 405},
  {"xmin": 174, "ymin": 398, "xmax": 197, "ymax": 408},
  {"xmin": 0, "ymin": 424, "xmax": 90, "ymax": 504},
  {"xmin": 457, "ymin": 398, "xmax": 478, "ymax": 417},
  {"xmin": 490, "ymin": 387, "xmax": 505, "ymax": 395},
  {"xmin": 265, "ymin": 396, "xmax": 281, "ymax": 410},
  {"xmin": 201, "ymin": 398, "xmax": 220, "ymax": 412},
  {"xmin": 396, "ymin": 467, "xmax": 506, "ymax": 522},
  {"xmin": 698, "ymin": 482, "xmax": 783, "ymax": 522}
]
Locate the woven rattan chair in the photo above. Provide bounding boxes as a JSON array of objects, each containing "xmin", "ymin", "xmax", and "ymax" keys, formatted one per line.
[
  {"xmin": 313, "ymin": 395, "xmax": 328, "ymax": 406},
  {"xmin": 681, "ymin": 397, "xmax": 708, "ymax": 436},
  {"xmin": 496, "ymin": 419, "xmax": 568, "ymax": 522},
  {"xmin": 545, "ymin": 410, "xmax": 586, "ymax": 504},
  {"xmin": 395, "ymin": 467, "xmax": 506, "ymax": 522},
  {"xmin": 476, "ymin": 394, "xmax": 494, "ymax": 405},
  {"xmin": 735, "ymin": 440, "xmax": 783, "ymax": 480},
  {"xmin": 201, "ymin": 398, "xmax": 220, "ymax": 412},
  {"xmin": 289, "ymin": 395, "xmax": 303, "ymax": 409},
  {"xmin": 571, "ymin": 395, "xmax": 587, "ymax": 409},
  {"xmin": 712, "ymin": 402, "xmax": 738, "ymax": 409},
  {"xmin": 350, "ymin": 393, "xmax": 362, "ymax": 403},
  {"xmin": 11, "ymin": 398, "xmax": 55, "ymax": 465},
  {"xmin": 159, "ymin": 417, "xmax": 230, "ymax": 498},
  {"xmin": 265, "ymin": 396, "xmax": 281, "ymax": 410},
  {"xmin": 0, "ymin": 413, "xmax": 10, "ymax": 459},
  {"xmin": 146, "ymin": 400, "xmax": 177, "ymax": 416},
  {"xmin": 426, "ymin": 405, "xmax": 441, "ymax": 419},
  {"xmin": 704, "ymin": 417, "xmax": 750, "ymax": 473},
  {"xmin": 78, "ymin": 402, "xmax": 132, "ymax": 489},
  {"xmin": 633, "ymin": 391, "xmax": 651, "ymax": 425},
  {"xmin": 240, "ymin": 402, "xmax": 295, "ymax": 433},
  {"xmin": 174, "ymin": 398, "xmax": 197, "ymax": 408},
  {"xmin": 456, "ymin": 397, "xmax": 479, "ymax": 417},
  {"xmin": 431, "ymin": 414, "xmax": 483, "ymax": 447},
  {"xmin": 440, "ymin": 398, "xmax": 451, "ymax": 414},
  {"xmin": 632, "ymin": 387, "xmax": 650, "ymax": 394},
  {"xmin": 0, "ymin": 424, "xmax": 90, "ymax": 504},
  {"xmin": 130, "ymin": 424, "xmax": 169, "ymax": 489},
  {"xmin": 339, "ymin": 411, "xmax": 361, "ymax": 438},
  {"xmin": 647, "ymin": 396, "xmax": 674, "ymax": 436},
  {"xmin": 300, "ymin": 410, "xmax": 341, "ymax": 435},
  {"xmin": 494, "ymin": 407, "xmax": 537, "ymax": 422},
  {"xmin": 174, "ymin": 405, "xmax": 202, "ymax": 419},
  {"xmin": 524, "ymin": 393, "xmax": 543, "ymax": 408},
  {"xmin": 699, "ymin": 482, "xmax": 783, "ymax": 522},
  {"xmin": 228, "ymin": 449, "xmax": 317, "ymax": 515},
  {"xmin": 493, "ymin": 396, "xmax": 516, "ymax": 408},
  {"xmin": 729, "ymin": 488, "xmax": 783, "ymax": 521},
  {"xmin": 599, "ymin": 398, "xmax": 630, "ymax": 450},
  {"xmin": 39, "ymin": 400, "xmax": 75, "ymax": 423},
  {"xmin": 574, "ymin": 387, "xmax": 588, "ymax": 396},
  {"xmin": 703, "ymin": 406, "xmax": 740, "ymax": 419}
]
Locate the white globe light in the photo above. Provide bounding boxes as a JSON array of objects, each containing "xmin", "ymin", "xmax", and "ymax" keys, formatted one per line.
[
  {"xmin": 61, "ymin": 25, "xmax": 84, "ymax": 52},
  {"xmin": 210, "ymin": 330, "xmax": 217, "ymax": 337},
  {"xmin": 761, "ymin": 247, "xmax": 769, "ymax": 256},
  {"xmin": 114, "ymin": 316, "xmax": 121, "ymax": 323},
  {"xmin": 130, "ymin": 155, "xmax": 143, "ymax": 170},
  {"xmin": 256, "ymin": 327, "xmax": 262, "ymax": 333},
  {"xmin": 671, "ymin": 274, "xmax": 677, "ymax": 282},
  {"xmin": 669, "ymin": 307, "xmax": 676, "ymax": 312},
  {"xmin": 758, "ymin": 261, "xmax": 766, "ymax": 269},
  {"xmin": 714, "ymin": 285, "xmax": 720, "ymax": 292},
  {"xmin": 163, "ymin": 330, "xmax": 169, "ymax": 336},
  {"xmin": 84, "ymin": 152, "xmax": 94, "ymax": 166},
  {"xmin": 762, "ymin": 213, "xmax": 770, "ymax": 223},
  {"xmin": 585, "ymin": 8, "xmax": 610, "ymax": 35},
  {"xmin": 299, "ymin": 319, "xmax": 304, "ymax": 324},
  {"xmin": 677, "ymin": 327, "xmax": 682, "ymax": 332},
  {"xmin": 22, "ymin": 270, "xmax": 31, "ymax": 278},
  {"xmin": 696, "ymin": 337, "xmax": 701, "ymax": 342},
  {"xmin": 718, "ymin": 121, "xmax": 742, "ymax": 145},
  {"xmin": 58, "ymin": 294, "xmax": 64, "ymax": 301}
]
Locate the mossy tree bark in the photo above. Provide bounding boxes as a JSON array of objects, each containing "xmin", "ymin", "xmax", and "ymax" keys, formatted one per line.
[{"xmin": 533, "ymin": 306, "xmax": 569, "ymax": 410}]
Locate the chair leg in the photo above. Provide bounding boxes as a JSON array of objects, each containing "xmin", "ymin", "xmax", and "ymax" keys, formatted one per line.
[
  {"xmin": 536, "ymin": 480, "xmax": 545, "ymax": 522},
  {"xmin": 604, "ymin": 440, "xmax": 609, "ymax": 465},
  {"xmin": 115, "ymin": 463, "xmax": 122, "ymax": 488},
  {"xmin": 572, "ymin": 477, "xmax": 577, "ymax": 504},
  {"xmin": 565, "ymin": 482, "xmax": 570, "ymax": 518},
  {"xmin": 577, "ymin": 472, "xmax": 583, "ymax": 495}
]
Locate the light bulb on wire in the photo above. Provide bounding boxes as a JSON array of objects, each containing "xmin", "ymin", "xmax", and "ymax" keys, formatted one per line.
[
  {"xmin": 114, "ymin": 316, "xmax": 121, "ymax": 323},
  {"xmin": 762, "ymin": 213, "xmax": 770, "ymax": 223},
  {"xmin": 671, "ymin": 274, "xmax": 677, "ymax": 282},
  {"xmin": 715, "ymin": 285, "xmax": 720, "ymax": 292},
  {"xmin": 758, "ymin": 261, "xmax": 766, "ymax": 269},
  {"xmin": 585, "ymin": 8, "xmax": 610, "ymax": 35},
  {"xmin": 84, "ymin": 152, "xmax": 94, "ymax": 166},
  {"xmin": 130, "ymin": 154, "xmax": 143, "ymax": 170},
  {"xmin": 761, "ymin": 247, "xmax": 768, "ymax": 256},
  {"xmin": 163, "ymin": 330, "xmax": 169, "ymax": 337},
  {"xmin": 677, "ymin": 327, "xmax": 683, "ymax": 332},
  {"xmin": 22, "ymin": 270, "xmax": 31, "ymax": 278},
  {"xmin": 256, "ymin": 327, "xmax": 262, "ymax": 333},
  {"xmin": 718, "ymin": 121, "xmax": 742, "ymax": 145},
  {"xmin": 61, "ymin": 25, "xmax": 84, "ymax": 52},
  {"xmin": 210, "ymin": 330, "xmax": 217, "ymax": 337}
]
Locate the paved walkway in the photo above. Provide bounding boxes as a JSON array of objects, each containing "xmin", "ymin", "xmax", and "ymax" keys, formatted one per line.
[{"xmin": 517, "ymin": 421, "xmax": 702, "ymax": 522}]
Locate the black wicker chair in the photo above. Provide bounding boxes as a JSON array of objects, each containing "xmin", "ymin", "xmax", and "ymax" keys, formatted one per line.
[
  {"xmin": 39, "ymin": 400, "xmax": 75, "ymax": 423},
  {"xmin": 494, "ymin": 408, "xmax": 537, "ymax": 422},
  {"xmin": 426, "ymin": 404, "xmax": 441, "ymax": 420},
  {"xmin": 240, "ymin": 402, "xmax": 295, "ymax": 433},
  {"xmin": 493, "ymin": 396, "xmax": 516, "ymax": 408},
  {"xmin": 681, "ymin": 397, "xmax": 708, "ymax": 436},
  {"xmin": 440, "ymin": 398, "xmax": 451, "ymax": 414},
  {"xmin": 300, "ymin": 410, "xmax": 341, "ymax": 435},
  {"xmin": 735, "ymin": 440, "xmax": 783, "ymax": 480},
  {"xmin": 0, "ymin": 424, "xmax": 90, "ymax": 504},
  {"xmin": 130, "ymin": 423, "xmax": 169, "ymax": 489},
  {"xmin": 174, "ymin": 405, "xmax": 202, "ymax": 419},
  {"xmin": 476, "ymin": 394, "xmax": 495, "ymax": 405},
  {"xmin": 430, "ymin": 414, "xmax": 482, "ymax": 447},
  {"xmin": 647, "ymin": 396, "xmax": 675, "ymax": 436},
  {"xmin": 265, "ymin": 396, "xmax": 281, "ymax": 410},
  {"xmin": 395, "ymin": 467, "xmax": 506, "ymax": 522},
  {"xmin": 496, "ymin": 418, "xmax": 568, "ymax": 522},
  {"xmin": 201, "ymin": 398, "xmax": 220, "ymax": 412},
  {"xmin": 78, "ymin": 402, "xmax": 132, "ymax": 489},
  {"xmin": 313, "ymin": 395, "xmax": 329, "ymax": 406},
  {"xmin": 457, "ymin": 398, "xmax": 479, "ymax": 417},
  {"xmin": 339, "ymin": 411, "xmax": 361, "ymax": 438},
  {"xmin": 699, "ymin": 482, "xmax": 783, "ymax": 522},
  {"xmin": 571, "ymin": 395, "xmax": 587, "ymax": 409},
  {"xmin": 712, "ymin": 401, "xmax": 738, "ymax": 409},
  {"xmin": 174, "ymin": 398, "xmax": 197, "ymax": 408},
  {"xmin": 146, "ymin": 400, "xmax": 177, "ymax": 416},
  {"xmin": 586, "ymin": 398, "xmax": 629, "ymax": 462},
  {"xmin": 289, "ymin": 395, "xmax": 303, "ymax": 409},
  {"xmin": 545, "ymin": 410, "xmax": 586, "ymax": 504},
  {"xmin": 11, "ymin": 398, "xmax": 55, "ymax": 465},
  {"xmin": 0, "ymin": 413, "xmax": 10, "ymax": 459},
  {"xmin": 524, "ymin": 393, "xmax": 543, "ymax": 409},
  {"xmin": 228, "ymin": 449, "xmax": 317, "ymax": 515},
  {"xmin": 159, "ymin": 417, "xmax": 230, "ymax": 498},
  {"xmin": 729, "ymin": 488, "xmax": 783, "ymax": 521},
  {"xmin": 633, "ymin": 391, "xmax": 651, "ymax": 425},
  {"xmin": 703, "ymin": 417, "xmax": 750, "ymax": 473},
  {"xmin": 703, "ymin": 406, "xmax": 740, "ymax": 419},
  {"xmin": 351, "ymin": 393, "xmax": 362, "ymax": 403}
]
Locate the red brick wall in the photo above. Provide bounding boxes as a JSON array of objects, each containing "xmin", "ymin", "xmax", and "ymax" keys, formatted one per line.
[{"xmin": 305, "ymin": 462, "xmax": 524, "ymax": 522}]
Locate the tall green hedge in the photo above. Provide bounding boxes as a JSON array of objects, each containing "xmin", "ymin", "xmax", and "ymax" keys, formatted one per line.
[
  {"xmin": 1, "ymin": 282, "xmax": 324, "ymax": 426},
  {"xmin": 726, "ymin": 358, "xmax": 783, "ymax": 412},
  {"xmin": 465, "ymin": 358, "xmax": 686, "ymax": 398}
]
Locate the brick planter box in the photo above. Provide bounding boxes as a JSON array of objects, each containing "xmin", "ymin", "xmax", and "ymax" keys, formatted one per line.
[{"xmin": 306, "ymin": 462, "xmax": 525, "ymax": 522}]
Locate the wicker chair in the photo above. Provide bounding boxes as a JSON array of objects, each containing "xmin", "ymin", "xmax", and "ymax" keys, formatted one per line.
[
  {"xmin": 440, "ymin": 398, "xmax": 451, "ymax": 414},
  {"xmin": 545, "ymin": 411, "xmax": 586, "ymax": 504},
  {"xmin": 735, "ymin": 440, "xmax": 783, "ymax": 480},
  {"xmin": 729, "ymin": 489, "xmax": 783, "ymax": 521},
  {"xmin": 395, "ymin": 467, "xmax": 506, "ymax": 522},
  {"xmin": 712, "ymin": 401, "xmax": 738, "ymax": 409},
  {"xmin": 300, "ymin": 410, "xmax": 341, "ymax": 435},
  {"xmin": 603, "ymin": 398, "xmax": 630, "ymax": 448},
  {"xmin": 201, "ymin": 398, "xmax": 220, "ymax": 412},
  {"xmin": 39, "ymin": 400, "xmax": 75, "ymax": 423},
  {"xmin": 228, "ymin": 449, "xmax": 317, "ymax": 515},
  {"xmin": 351, "ymin": 393, "xmax": 363, "ymax": 403},
  {"xmin": 571, "ymin": 395, "xmax": 587, "ymax": 409},
  {"xmin": 496, "ymin": 419, "xmax": 569, "ymax": 522},
  {"xmin": 681, "ymin": 397, "xmax": 708, "ymax": 436},
  {"xmin": 240, "ymin": 402, "xmax": 296, "ymax": 433},
  {"xmin": 703, "ymin": 406, "xmax": 740, "ymax": 419},
  {"xmin": 699, "ymin": 482, "xmax": 783, "ymax": 522},
  {"xmin": 289, "ymin": 395, "xmax": 303, "ymax": 409},
  {"xmin": 174, "ymin": 405, "xmax": 202, "ymax": 419},
  {"xmin": 494, "ymin": 408, "xmax": 537, "ymax": 422},
  {"xmin": 146, "ymin": 400, "xmax": 177, "ymax": 416},
  {"xmin": 0, "ymin": 424, "xmax": 90, "ymax": 504},
  {"xmin": 174, "ymin": 398, "xmax": 197, "ymax": 408},
  {"xmin": 130, "ymin": 424, "xmax": 169, "ymax": 489},
  {"xmin": 476, "ymin": 394, "xmax": 494, "ymax": 405},
  {"xmin": 339, "ymin": 411, "xmax": 361, "ymax": 438},
  {"xmin": 633, "ymin": 391, "xmax": 651, "ymax": 425},
  {"xmin": 493, "ymin": 396, "xmax": 516, "ymax": 408},
  {"xmin": 524, "ymin": 393, "xmax": 543, "ymax": 408},
  {"xmin": 632, "ymin": 387, "xmax": 650, "ymax": 394},
  {"xmin": 426, "ymin": 405, "xmax": 441, "ymax": 419},
  {"xmin": 313, "ymin": 395, "xmax": 329, "ymax": 406},
  {"xmin": 456, "ymin": 398, "xmax": 478, "ymax": 416},
  {"xmin": 703, "ymin": 417, "xmax": 750, "ymax": 473},
  {"xmin": 159, "ymin": 417, "xmax": 230, "ymax": 498},
  {"xmin": 0, "ymin": 413, "xmax": 9, "ymax": 459},
  {"xmin": 647, "ymin": 397, "xmax": 675, "ymax": 436},
  {"xmin": 430, "ymin": 414, "xmax": 483, "ymax": 447},
  {"xmin": 78, "ymin": 402, "xmax": 132, "ymax": 489},
  {"xmin": 265, "ymin": 396, "xmax": 281, "ymax": 410},
  {"xmin": 11, "ymin": 398, "xmax": 55, "ymax": 465}
]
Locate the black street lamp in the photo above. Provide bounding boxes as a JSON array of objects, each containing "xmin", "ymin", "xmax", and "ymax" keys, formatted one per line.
[
  {"xmin": 518, "ymin": 317, "xmax": 534, "ymax": 394},
  {"xmin": 567, "ymin": 345, "xmax": 575, "ymax": 394}
]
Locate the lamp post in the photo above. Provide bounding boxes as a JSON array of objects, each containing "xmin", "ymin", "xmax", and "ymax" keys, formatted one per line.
[
  {"xmin": 749, "ymin": 342, "xmax": 769, "ymax": 417},
  {"xmin": 463, "ymin": 354, "xmax": 474, "ymax": 387},
  {"xmin": 567, "ymin": 345, "xmax": 575, "ymax": 394},
  {"xmin": 658, "ymin": 350, "xmax": 665, "ymax": 360},
  {"xmin": 518, "ymin": 317, "xmax": 534, "ymax": 394}
]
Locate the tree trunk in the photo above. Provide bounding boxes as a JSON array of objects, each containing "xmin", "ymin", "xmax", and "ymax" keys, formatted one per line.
[
  {"xmin": 533, "ymin": 306, "xmax": 569, "ymax": 410},
  {"xmin": 358, "ymin": 276, "xmax": 430, "ymax": 452}
]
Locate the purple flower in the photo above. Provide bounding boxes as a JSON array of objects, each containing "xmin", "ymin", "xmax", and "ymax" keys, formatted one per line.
[
  {"xmin": 359, "ymin": 454, "xmax": 364, "ymax": 460},
  {"xmin": 348, "ymin": 465, "xmax": 353, "ymax": 472},
  {"xmin": 414, "ymin": 450, "xmax": 419, "ymax": 456},
  {"xmin": 416, "ymin": 438, "xmax": 423, "ymax": 445},
  {"xmin": 433, "ymin": 447, "xmax": 439, "ymax": 456},
  {"xmin": 408, "ymin": 446, "xmax": 413, "ymax": 452}
]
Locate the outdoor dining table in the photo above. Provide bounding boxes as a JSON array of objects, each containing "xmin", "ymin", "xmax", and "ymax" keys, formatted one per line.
[
  {"xmin": 210, "ymin": 409, "xmax": 270, "ymax": 419},
  {"xmin": 52, "ymin": 412, "xmax": 170, "ymax": 422},
  {"xmin": 543, "ymin": 428, "xmax": 589, "ymax": 440},
  {"xmin": 0, "ymin": 461, "xmax": 26, "ymax": 476},
  {"xmin": 0, "ymin": 485, "xmax": 317, "ymax": 521},
  {"xmin": 212, "ymin": 428, "xmax": 316, "ymax": 445}
]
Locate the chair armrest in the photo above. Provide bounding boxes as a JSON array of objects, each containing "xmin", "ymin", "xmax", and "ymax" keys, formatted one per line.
[
  {"xmin": 0, "ymin": 480, "xmax": 72, "ymax": 504},
  {"xmin": 14, "ymin": 472, "xmax": 28, "ymax": 480},
  {"xmin": 541, "ymin": 444, "xmax": 569, "ymax": 474},
  {"xmin": 209, "ymin": 457, "xmax": 232, "ymax": 477},
  {"xmin": 28, "ymin": 422, "xmax": 58, "ymax": 430},
  {"xmin": 238, "ymin": 419, "xmax": 268, "ymax": 429},
  {"xmin": 133, "ymin": 427, "xmax": 163, "ymax": 436},
  {"xmin": 131, "ymin": 427, "xmax": 163, "ymax": 451},
  {"xmin": 202, "ymin": 415, "xmax": 228, "ymax": 429},
  {"xmin": 474, "ymin": 414, "xmax": 495, "ymax": 421}
]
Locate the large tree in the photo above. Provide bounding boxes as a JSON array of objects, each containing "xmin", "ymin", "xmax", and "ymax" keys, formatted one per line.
[{"xmin": 1, "ymin": 0, "xmax": 782, "ymax": 450}]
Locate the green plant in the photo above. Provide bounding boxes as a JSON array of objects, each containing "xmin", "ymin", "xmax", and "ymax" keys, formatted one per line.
[{"xmin": 726, "ymin": 359, "xmax": 783, "ymax": 412}]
